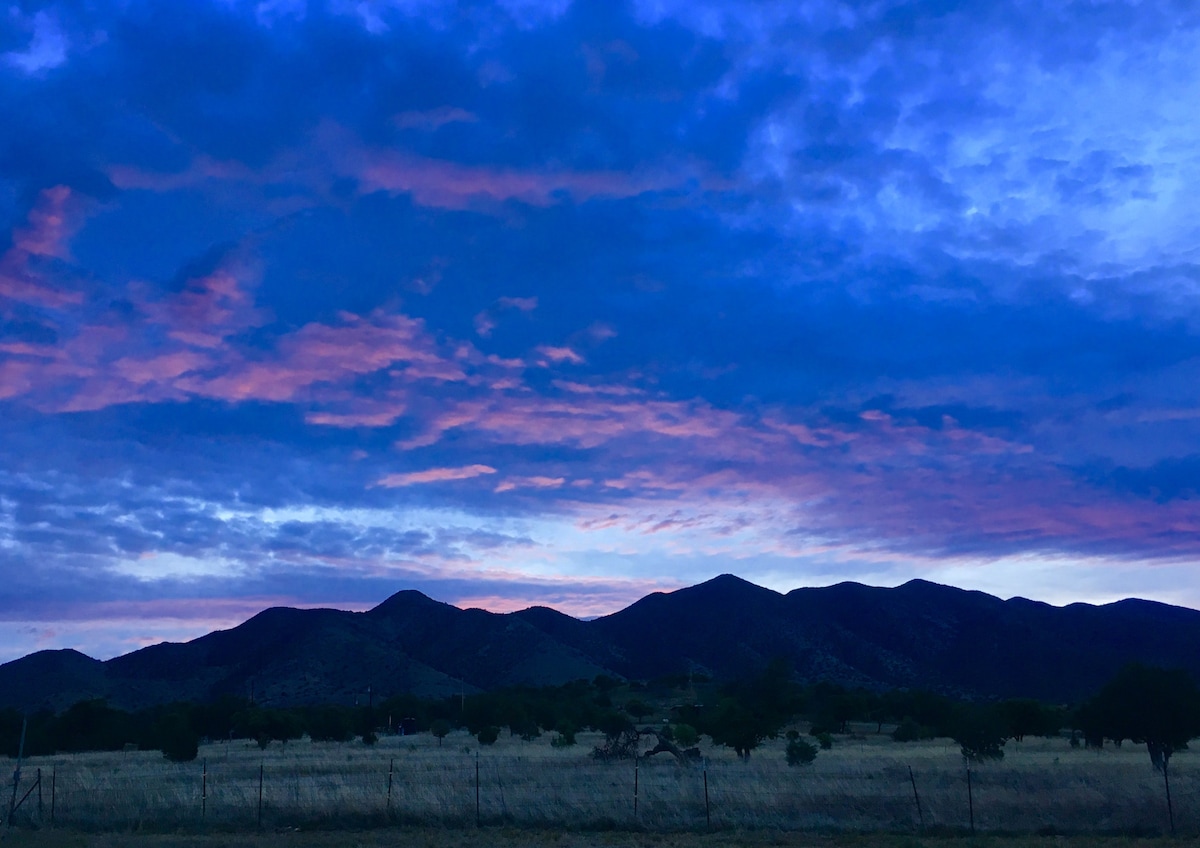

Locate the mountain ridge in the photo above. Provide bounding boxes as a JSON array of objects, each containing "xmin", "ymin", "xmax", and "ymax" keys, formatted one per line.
[{"xmin": 3, "ymin": 575, "xmax": 1199, "ymax": 712}]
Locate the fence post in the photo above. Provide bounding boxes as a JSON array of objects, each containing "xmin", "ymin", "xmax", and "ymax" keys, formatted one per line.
[
  {"xmin": 965, "ymin": 762, "xmax": 974, "ymax": 834},
  {"xmin": 474, "ymin": 751, "xmax": 480, "ymax": 828},
  {"xmin": 387, "ymin": 757, "xmax": 394, "ymax": 816},
  {"xmin": 201, "ymin": 758, "xmax": 207, "ymax": 819},
  {"xmin": 703, "ymin": 758, "xmax": 710, "ymax": 829},
  {"xmin": 908, "ymin": 765, "xmax": 924, "ymax": 829},
  {"xmin": 37, "ymin": 769, "xmax": 42, "ymax": 820},
  {"xmin": 8, "ymin": 714, "xmax": 26, "ymax": 827},
  {"xmin": 633, "ymin": 754, "xmax": 639, "ymax": 821},
  {"xmin": 50, "ymin": 767, "xmax": 55, "ymax": 827},
  {"xmin": 257, "ymin": 763, "xmax": 264, "ymax": 830},
  {"xmin": 1164, "ymin": 760, "xmax": 1175, "ymax": 836}
]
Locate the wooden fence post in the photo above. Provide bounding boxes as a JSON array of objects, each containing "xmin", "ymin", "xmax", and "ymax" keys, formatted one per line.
[
  {"xmin": 703, "ymin": 758, "xmax": 710, "ymax": 829},
  {"xmin": 257, "ymin": 763, "xmax": 264, "ymax": 830}
]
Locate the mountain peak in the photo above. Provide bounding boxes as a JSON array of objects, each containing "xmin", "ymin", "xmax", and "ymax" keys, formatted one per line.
[{"xmin": 368, "ymin": 588, "xmax": 442, "ymax": 616}]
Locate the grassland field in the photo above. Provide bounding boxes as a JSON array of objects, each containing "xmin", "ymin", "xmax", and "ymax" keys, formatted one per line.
[{"xmin": 1, "ymin": 724, "xmax": 1194, "ymax": 838}]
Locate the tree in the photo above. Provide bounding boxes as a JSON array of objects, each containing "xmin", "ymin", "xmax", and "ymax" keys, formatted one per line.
[
  {"xmin": 477, "ymin": 725, "xmax": 500, "ymax": 745},
  {"xmin": 998, "ymin": 699, "xmax": 1062, "ymax": 742},
  {"xmin": 1082, "ymin": 664, "xmax": 1200, "ymax": 773},
  {"xmin": 430, "ymin": 719, "xmax": 451, "ymax": 746},
  {"xmin": 307, "ymin": 706, "xmax": 354, "ymax": 743},
  {"xmin": 952, "ymin": 705, "xmax": 1008, "ymax": 762},
  {"xmin": 156, "ymin": 713, "xmax": 199, "ymax": 763},
  {"xmin": 705, "ymin": 697, "xmax": 778, "ymax": 760}
]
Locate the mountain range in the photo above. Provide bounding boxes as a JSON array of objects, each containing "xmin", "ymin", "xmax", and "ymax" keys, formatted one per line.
[{"xmin": 4, "ymin": 575, "xmax": 1199, "ymax": 713}]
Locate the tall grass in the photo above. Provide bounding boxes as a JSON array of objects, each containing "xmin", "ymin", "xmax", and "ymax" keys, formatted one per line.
[{"xmin": 5, "ymin": 728, "xmax": 1195, "ymax": 834}]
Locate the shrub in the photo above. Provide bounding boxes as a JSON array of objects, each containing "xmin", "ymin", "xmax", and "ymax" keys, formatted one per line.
[
  {"xmin": 814, "ymin": 732, "xmax": 833, "ymax": 750},
  {"xmin": 786, "ymin": 738, "xmax": 818, "ymax": 766},
  {"xmin": 361, "ymin": 730, "xmax": 378, "ymax": 746},
  {"xmin": 477, "ymin": 725, "xmax": 500, "ymax": 745}
]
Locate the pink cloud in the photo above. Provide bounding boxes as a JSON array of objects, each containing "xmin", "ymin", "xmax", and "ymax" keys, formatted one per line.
[
  {"xmin": 135, "ymin": 260, "xmax": 266, "ymax": 349},
  {"xmin": 179, "ymin": 310, "xmax": 460, "ymax": 402},
  {"xmin": 306, "ymin": 407, "xmax": 406, "ymax": 428},
  {"xmin": 11, "ymin": 185, "xmax": 79, "ymax": 259},
  {"xmin": 108, "ymin": 156, "xmax": 261, "ymax": 193},
  {"xmin": 373, "ymin": 464, "xmax": 498, "ymax": 487},
  {"xmin": 0, "ymin": 186, "xmax": 88, "ymax": 309},
  {"xmin": 497, "ymin": 296, "xmax": 538, "ymax": 312},
  {"xmin": 535, "ymin": 345, "xmax": 584, "ymax": 364},
  {"xmin": 494, "ymin": 475, "xmax": 566, "ymax": 493},
  {"xmin": 318, "ymin": 123, "xmax": 699, "ymax": 210}
]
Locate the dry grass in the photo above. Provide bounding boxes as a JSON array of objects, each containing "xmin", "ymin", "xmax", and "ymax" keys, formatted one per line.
[{"xmin": 2, "ymin": 727, "xmax": 1195, "ymax": 835}]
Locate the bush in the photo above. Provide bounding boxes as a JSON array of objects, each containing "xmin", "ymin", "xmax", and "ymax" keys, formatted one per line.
[
  {"xmin": 477, "ymin": 725, "xmax": 500, "ymax": 745},
  {"xmin": 361, "ymin": 730, "xmax": 378, "ymax": 746},
  {"xmin": 786, "ymin": 738, "xmax": 818, "ymax": 766},
  {"xmin": 813, "ymin": 732, "xmax": 833, "ymax": 750},
  {"xmin": 892, "ymin": 718, "xmax": 923, "ymax": 742}
]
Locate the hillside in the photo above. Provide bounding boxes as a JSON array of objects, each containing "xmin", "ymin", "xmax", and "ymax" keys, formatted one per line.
[{"xmin": 2, "ymin": 575, "xmax": 1199, "ymax": 712}]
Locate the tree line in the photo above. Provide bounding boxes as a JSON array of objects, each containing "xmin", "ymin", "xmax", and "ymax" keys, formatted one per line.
[{"xmin": 3, "ymin": 662, "xmax": 1197, "ymax": 770}]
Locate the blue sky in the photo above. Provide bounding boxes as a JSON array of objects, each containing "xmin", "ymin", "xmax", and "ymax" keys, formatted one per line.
[{"xmin": 2, "ymin": 0, "xmax": 1200, "ymax": 662}]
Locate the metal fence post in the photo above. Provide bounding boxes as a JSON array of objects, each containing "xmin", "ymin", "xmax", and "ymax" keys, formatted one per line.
[
  {"xmin": 633, "ymin": 754, "xmax": 639, "ymax": 821},
  {"xmin": 966, "ymin": 762, "xmax": 975, "ymax": 834}
]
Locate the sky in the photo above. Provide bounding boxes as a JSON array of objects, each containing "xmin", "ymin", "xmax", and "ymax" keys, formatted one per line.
[{"xmin": 2, "ymin": 0, "xmax": 1200, "ymax": 663}]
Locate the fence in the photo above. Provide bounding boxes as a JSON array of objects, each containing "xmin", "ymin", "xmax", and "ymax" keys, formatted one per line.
[{"xmin": 3, "ymin": 734, "xmax": 1196, "ymax": 834}]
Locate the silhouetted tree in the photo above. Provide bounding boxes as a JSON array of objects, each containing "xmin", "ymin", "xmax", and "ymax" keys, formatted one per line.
[
  {"xmin": 1082, "ymin": 664, "xmax": 1200, "ymax": 772},
  {"xmin": 156, "ymin": 712, "xmax": 199, "ymax": 762},
  {"xmin": 430, "ymin": 719, "xmax": 451, "ymax": 746}
]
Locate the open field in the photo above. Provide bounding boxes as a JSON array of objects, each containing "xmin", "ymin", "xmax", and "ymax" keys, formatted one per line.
[
  {"xmin": 2, "ymin": 728, "xmax": 1195, "ymax": 835},
  {"xmin": 0, "ymin": 834, "xmax": 1194, "ymax": 848}
]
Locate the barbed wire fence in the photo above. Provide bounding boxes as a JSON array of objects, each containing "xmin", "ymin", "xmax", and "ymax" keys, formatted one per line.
[{"xmin": 5, "ymin": 744, "xmax": 1195, "ymax": 834}]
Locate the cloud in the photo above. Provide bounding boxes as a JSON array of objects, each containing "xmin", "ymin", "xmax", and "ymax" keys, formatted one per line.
[
  {"xmin": 373, "ymin": 465, "xmax": 498, "ymax": 488},
  {"xmin": 4, "ymin": 0, "xmax": 1200, "ymax": 661}
]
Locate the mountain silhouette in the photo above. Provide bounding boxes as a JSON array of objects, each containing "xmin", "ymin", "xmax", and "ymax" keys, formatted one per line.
[{"xmin": 3, "ymin": 575, "xmax": 1199, "ymax": 712}]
